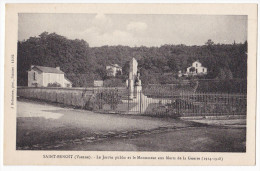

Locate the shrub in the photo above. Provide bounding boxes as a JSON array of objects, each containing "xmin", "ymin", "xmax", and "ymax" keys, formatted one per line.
[
  {"xmin": 47, "ymin": 82, "xmax": 61, "ymax": 87},
  {"xmin": 94, "ymin": 89, "xmax": 123, "ymax": 110},
  {"xmin": 83, "ymin": 94, "xmax": 97, "ymax": 110},
  {"xmin": 166, "ymin": 98, "xmax": 195, "ymax": 117},
  {"xmin": 196, "ymin": 79, "xmax": 247, "ymax": 94},
  {"xmin": 32, "ymin": 83, "xmax": 38, "ymax": 87}
]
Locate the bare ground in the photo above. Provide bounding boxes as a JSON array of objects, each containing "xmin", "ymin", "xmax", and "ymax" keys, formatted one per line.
[{"xmin": 16, "ymin": 100, "xmax": 246, "ymax": 152}]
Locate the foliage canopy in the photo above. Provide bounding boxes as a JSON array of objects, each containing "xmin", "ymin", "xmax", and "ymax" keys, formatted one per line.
[{"xmin": 18, "ymin": 32, "xmax": 247, "ymax": 87}]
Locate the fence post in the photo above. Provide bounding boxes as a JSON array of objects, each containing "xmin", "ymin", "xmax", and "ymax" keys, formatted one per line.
[
  {"xmin": 63, "ymin": 92, "xmax": 65, "ymax": 104},
  {"xmin": 55, "ymin": 91, "xmax": 58, "ymax": 103},
  {"xmin": 127, "ymin": 89, "xmax": 129, "ymax": 112},
  {"xmin": 71, "ymin": 92, "xmax": 73, "ymax": 106},
  {"xmin": 139, "ymin": 90, "xmax": 142, "ymax": 114}
]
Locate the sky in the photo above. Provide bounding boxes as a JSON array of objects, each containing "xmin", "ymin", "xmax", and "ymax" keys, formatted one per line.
[{"xmin": 18, "ymin": 13, "xmax": 247, "ymax": 47}]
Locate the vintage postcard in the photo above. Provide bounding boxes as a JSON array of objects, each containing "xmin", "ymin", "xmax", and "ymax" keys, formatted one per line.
[{"xmin": 3, "ymin": 3, "xmax": 257, "ymax": 165}]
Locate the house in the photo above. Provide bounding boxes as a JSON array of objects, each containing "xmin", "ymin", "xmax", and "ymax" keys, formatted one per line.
[
  {"xmin": 106, "ymin": 64, "xmax": 122, "ymax": 77},
  {"xmin": 186, "ymin": 61, "xmax": 207, "ymax": 75},
  {"xmin": 27, "ymin": 65, "xmax": 72, "ymax": 87}
]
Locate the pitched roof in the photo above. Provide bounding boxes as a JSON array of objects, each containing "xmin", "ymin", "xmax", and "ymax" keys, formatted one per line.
[
  {"xmin": 31, "ymin": 66, "xmax": 64, "ymax": 74},
  {"xmin": 109, "ymin": 64, "xmax": 122, "ymax": 68},
  {"xmin": 64, "ymin": 77, "xmax": 72, "ymax": 83}
]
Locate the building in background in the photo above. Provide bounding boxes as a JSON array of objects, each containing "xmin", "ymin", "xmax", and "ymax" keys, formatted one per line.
[
  {"xmin": 106, "ymin": 64, "xmax": 122, "ymax": 77},
  {"xmin": 186, "ymin": 61, "xmax": 207, "ymax": 75},
  {"xmin": 28, "ymin": 65, "xmax": 72, "ymax": 87},
  {"xmin": 94, "ymin": 80, "xmax": 104, "ymax": 87}
]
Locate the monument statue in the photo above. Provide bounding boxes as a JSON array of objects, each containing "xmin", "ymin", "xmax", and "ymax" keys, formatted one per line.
[{"xmin": 135, "ymin": 72, "xmax": 141, "ymax": 86}]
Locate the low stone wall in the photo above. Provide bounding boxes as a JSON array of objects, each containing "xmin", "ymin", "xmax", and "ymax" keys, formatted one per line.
[
  {"xmin": 17, "ymin": 87, "xmax": 95, "ymax": 109},
  {"xmin": 17, "ymin": 86, "xmax": 127, "ymax": 109}
]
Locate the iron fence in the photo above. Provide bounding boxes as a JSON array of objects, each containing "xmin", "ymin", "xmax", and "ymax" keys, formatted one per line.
[
  {"xmin": 93, "ymin": 88, "xmax": 247, "ymax": 117},
  {"xmin": 17, "ymin": 86, "xmax": 247, "ymax": 118}
]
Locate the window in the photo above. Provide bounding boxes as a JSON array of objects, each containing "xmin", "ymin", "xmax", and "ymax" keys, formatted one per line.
[
  {"xmin": 33, "ymin": 72, "xmax": 36, "ymax": 80},
  {"xmin": 196, "ymin": 63, "xmax": 198, "ymax": 67},
  {"xmin": 203, "ymin": 68, "xmax": 205, "ymax": 72}
]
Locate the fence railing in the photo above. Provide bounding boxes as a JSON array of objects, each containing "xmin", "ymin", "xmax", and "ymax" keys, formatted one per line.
[
  {"xmin": 92, "ymin": 88, "xmax": 247, "ymax": 117},
  {"xmin": 17, "ymin": 87, "xmax": 247, "ymax": 118},
  {"xmin": 146, "ymin": 93, "xmax": 246, "ymax": 117}
]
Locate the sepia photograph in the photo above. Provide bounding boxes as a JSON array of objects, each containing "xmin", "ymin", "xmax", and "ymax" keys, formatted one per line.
[
  {"xmin": 3, "ymin": 3, "xmax": 257, "ymax": 166},
  {"xmin": 16, "ymin": 13, "xmax": 248, "ymax": 152}
]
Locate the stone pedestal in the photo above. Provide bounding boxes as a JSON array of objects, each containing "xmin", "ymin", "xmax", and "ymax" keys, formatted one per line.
[
  {"xmin": 135, "ymin": 85, "xmax": 142, "ymax": 94},
  {"xmin": 129, "ymin": 79, "xmax": 134, "ymax": 99}
]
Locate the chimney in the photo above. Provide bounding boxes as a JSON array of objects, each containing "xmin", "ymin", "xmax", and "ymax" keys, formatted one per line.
[
  {"xmin": 56, "ymin": 66, "xmax": 60, "ymax": 70},
  {"xmin": 31, "ymin": 65, "xmax": 34, "ymax": 69}
]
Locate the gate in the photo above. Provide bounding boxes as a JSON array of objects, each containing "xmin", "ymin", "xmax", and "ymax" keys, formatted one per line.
[
  {"xmin": 93, "ymin": 87, "xmax": 129, "ymax": 114},
  {"xmin": 93, "ymin": 87, "xmax": 146, "ymax": 114}
]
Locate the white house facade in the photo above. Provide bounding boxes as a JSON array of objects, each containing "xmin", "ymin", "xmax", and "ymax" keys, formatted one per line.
[
  {"xmin": 186, "ymin": 61, "xmax": 207, "ymax": 75},
  {"xmin": 28, "ymin": 65, "xmax": 72, "ymax": 87},
  {"xmin": 106, "ymin": 64, "xmax": 122, "ymax": 77}
]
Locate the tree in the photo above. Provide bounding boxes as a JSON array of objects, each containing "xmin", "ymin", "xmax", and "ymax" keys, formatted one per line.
[
  {"xmin": 96, "ymin": 67, "xmax": 108, "ymax": 80},
  {"xmin": 225, "ymin": 68, "xmax": 233, "ymax": 79},
  {"xmin": 167, "ymin": 57, "xmax": 180, "ymax": 72},
  {"xmin": 122, "ymin": 61, "xmax": 130, "ymax": 74},
  {"xmin": 107, "ymin": 68, "xmax": 114, "ymax": 77},
  {"xmin": 116, "ymin": 70, "xmax": 122, "ymax": 77},
  {"xmin": 17, "ymin": 32, "xmax": 247, "ymax": 87},
  {"xmin": 216, "ymin": 68, "xmax": 226, "ymax": 80},
  {"xmin": 39, "ymin": 31, "xmax": 49, "ymax": 39},
  {"xmin": 205, "ymin": 39, "xmax": 214, "ymax": 46}
]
